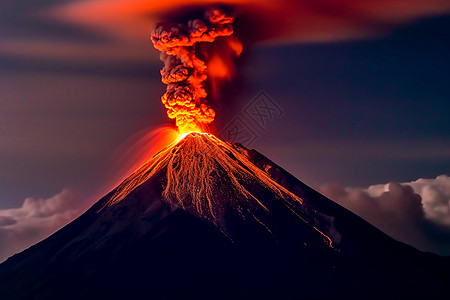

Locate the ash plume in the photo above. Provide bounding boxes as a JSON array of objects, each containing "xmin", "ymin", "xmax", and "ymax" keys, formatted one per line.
[{"xmin": 151, "ymin": 8, "xmax": 240, "ymax": 132}]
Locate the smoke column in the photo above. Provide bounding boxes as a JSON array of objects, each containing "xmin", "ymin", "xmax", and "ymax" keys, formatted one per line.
[{"xmin": 151, "ymin": 8, "xmax": 238, "ymax": 133}]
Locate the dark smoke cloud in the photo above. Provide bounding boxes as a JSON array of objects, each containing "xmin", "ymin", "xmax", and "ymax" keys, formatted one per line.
[
  {"xmin": 321, "ymin": 175, "xmax": 450, "ymax": 255},
  {"xmin": 151, "ymin": 8, "xmax": 239, "ymax": 131}
]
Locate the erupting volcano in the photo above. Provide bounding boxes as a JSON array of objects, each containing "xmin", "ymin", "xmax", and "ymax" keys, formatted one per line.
[
  {"xmin": 106, "ymin": 132, "xmax": 332, "ymax": 245},
  {"xmin": 1, "ymin": 5, "xmax": 449, "ymax": 300},
  {"xmin": 0, "ymin": 132, "xmax": 449, "ymax": 299}
]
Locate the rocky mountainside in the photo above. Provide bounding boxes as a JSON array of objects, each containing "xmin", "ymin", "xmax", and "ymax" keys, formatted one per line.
[{"xmin": 0, "ymin": 132, "xmax": 448, "ymax": 300}]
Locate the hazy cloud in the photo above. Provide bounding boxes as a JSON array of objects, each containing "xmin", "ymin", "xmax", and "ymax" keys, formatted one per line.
[
  {"xmin": 0, "ymin": 0, "xmax": 155, "ymax": 74},
  {"xmin": 0, "ymin": 217, "xmax": 17, "ymax": 227},
  {"xmin": 2, "ymin": 0, "xmax": 450, "ymax": 69},
  {"xmin": 49, "ymin": 0, "xmax": 450, "ymax": 44},
  {"xmin": 321, "ymin": 175, "xmax": 450, "ymax": 255},
  {"xmin": 0, "ymin": 189, "xmax": 82, "ymax": 263}
]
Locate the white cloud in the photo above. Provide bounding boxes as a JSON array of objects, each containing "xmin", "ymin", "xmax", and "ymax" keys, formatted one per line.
[
  {"xmin": 366, "ymin": 175, "xmax": 450, "ymax": 226},
  {"xmin": 0, "ymin": 189, "xmax": 82, "ymax": 263},
  {"xmin": 321, "ymin": 175, "xmax": 450, "ymax": 255}
]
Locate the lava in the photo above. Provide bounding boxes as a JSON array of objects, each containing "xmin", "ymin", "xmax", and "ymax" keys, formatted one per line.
[
  {"xmin": 104, "ymin": 132, "xmax": 333, "ymax": 245},
  {"xmin": 96, "ymin": 7, "xmax": 332, "ymax": 245},
  {"xmin": 151, "ymin": 8, "xmax": 241, "ymax": 133},
  {"xmin": 176, "ymin": 130, "xmax": 201, "ymax": 142}
]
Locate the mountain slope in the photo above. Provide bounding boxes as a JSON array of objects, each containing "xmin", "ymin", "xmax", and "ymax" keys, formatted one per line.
[{"xmin": 0, "ymin": 132, "xmax": 448, "ymax": 300}]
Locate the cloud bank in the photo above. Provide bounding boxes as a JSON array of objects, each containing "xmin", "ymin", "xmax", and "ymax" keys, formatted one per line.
[
  {"xmin": 0, "ymin": 189, "xmax": 82, "ymax": 263},
  {"xmin": 321, "ymin": 175, "xmax": 450, "ymax": 255}
]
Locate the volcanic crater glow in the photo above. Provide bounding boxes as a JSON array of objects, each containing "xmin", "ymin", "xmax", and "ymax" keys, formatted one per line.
[
  {"xmin": 103, "ymin": 132, "xmax": 333, "ymax": 245},
  {"xmin": 177, "ymin": 131, "xmax": 204, "ymax": 142}
]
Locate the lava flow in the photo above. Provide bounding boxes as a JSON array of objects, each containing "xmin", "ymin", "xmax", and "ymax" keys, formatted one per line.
[
  {"xmin": 106, "ymin": 133, "xmax": 296, "ymax": 218},
  {"xmin": 104, "ymin": 132, "xmax": 333, "ymax": 245},
  {"xmin": 151, "ymin": 8, "xmax": 241, "ymax": 133},
  {"xmin": 105, "ymin": 8, "xmax": 330, "ymax": 243}
]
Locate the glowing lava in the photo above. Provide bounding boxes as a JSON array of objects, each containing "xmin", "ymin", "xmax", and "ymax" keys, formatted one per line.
[
  {"xmin": 177, "ymin": 130, "xmax": 204, "ymax": 142},
  {"xmin": 103, "ymin": 132, "xmax": 333, "ymax": 245}
]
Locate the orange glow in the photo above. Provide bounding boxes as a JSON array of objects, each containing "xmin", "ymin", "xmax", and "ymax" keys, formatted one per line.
[
  {"xmin": 94, "ymin": 125, "xmax": 179, "ymax": 199},
  {"xmin": 50, "ymin": 0, "xmax": 450, "ymax": 48},
  {"xmin": 151, "ymin": 8, "xmax": 240, "ymax": 132},
  {"xmin": 227, "ymin": 37, "xmax": 243, "ymax": 56},
  {"xmin": 101, "ymin": 132, "xmax": 333, "ymax": 247},
  {"xmin": 208, "ymin": 55, "xmax": 230, "ymax": 79},
  {"xmin": 206, "ymin": 37, "xmax": 242, "ymax": 99},
  {"xmin": 177, "ymin": 130, "xmax": 204, "ymax": 141}
]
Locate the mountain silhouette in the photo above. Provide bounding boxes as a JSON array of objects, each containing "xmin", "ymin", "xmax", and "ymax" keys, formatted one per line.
[{"xmin": 0, "ymin": 132, "xmax": 448, "ymax": 299}]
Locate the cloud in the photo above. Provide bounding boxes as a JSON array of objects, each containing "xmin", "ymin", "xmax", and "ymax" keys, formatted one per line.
[
  {"xmin": 49, "ymin": 0, "xmax": 450, "ymax": 44},
  {"xmin": 367, "ymin": 175, "xmax": 450, "ymax": 226},
  {"xmin": 2, "ymin": 0, "xmax": 450, "ymax": 69},
  {"xmin": 0, "ymin": 0, "xmax": 155, "ymax": 74},
  {"xmin": 1, "ymin": 176, "xmax": 449, "ymax": 263},
  {"xmin": 320, "ymin": 175, "xmax": 450, "ymax": 255},
  {"xmin": 0, "ymin": 189, "xmax": 82, "ymax": 263}
]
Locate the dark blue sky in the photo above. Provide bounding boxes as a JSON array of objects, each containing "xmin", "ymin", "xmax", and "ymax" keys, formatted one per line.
[{"xmin": 236, "ymin": 16, "xmax": 450, "ymax": 187}]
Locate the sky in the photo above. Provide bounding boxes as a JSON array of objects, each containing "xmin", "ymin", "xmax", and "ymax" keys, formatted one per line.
[{"xmin": 0, "ymin": 0, "xmax": 449, "ymax": 261}]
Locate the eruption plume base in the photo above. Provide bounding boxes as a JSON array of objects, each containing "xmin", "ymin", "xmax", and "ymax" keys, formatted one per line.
[{"xmin": 151, "ymin": 8, "xmax": 240, "ymax": 132}]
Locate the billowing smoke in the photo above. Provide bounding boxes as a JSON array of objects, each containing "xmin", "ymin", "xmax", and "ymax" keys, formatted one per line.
[{"xmin": 151, "ymin": 8, "xmax": 239, "ymax": 133}]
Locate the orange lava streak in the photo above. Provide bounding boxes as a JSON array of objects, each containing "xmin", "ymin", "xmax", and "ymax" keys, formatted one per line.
[{"xmin": 103, "ymin": 132, "xmax": 333, "ymax": 246}]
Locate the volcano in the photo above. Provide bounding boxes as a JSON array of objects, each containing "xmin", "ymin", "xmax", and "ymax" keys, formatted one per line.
[{"xmin": 0, "ymin": 132, "xmax": 448, "ymax": 299}]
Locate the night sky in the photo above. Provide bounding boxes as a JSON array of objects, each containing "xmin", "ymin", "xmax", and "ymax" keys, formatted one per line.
[{"xmin": 0, "ymin": 0, "xmax": 449, "ymax": 260}]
